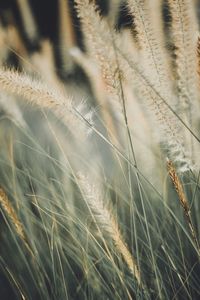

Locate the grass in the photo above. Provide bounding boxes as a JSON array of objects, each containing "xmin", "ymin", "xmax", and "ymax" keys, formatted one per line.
[{"xmin": 0, "ymin": 0, "xmax": 200, "ymax": 299}]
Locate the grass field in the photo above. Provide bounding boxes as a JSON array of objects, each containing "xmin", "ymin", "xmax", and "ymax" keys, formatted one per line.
[{"xmin": 0, "ymin": 0, "xmax": 200, "ymax": 299}]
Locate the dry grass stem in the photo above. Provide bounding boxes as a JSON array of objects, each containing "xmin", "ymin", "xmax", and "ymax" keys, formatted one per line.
[
  {"xmin": 167, "ymin": 159, "xmax": 200, "ymax": 254},
  {"xmin": 0, "ymin": 187, "xmax": 33, "ymax": 256},
  {"xmin": 77, "ymin": 172, "xmax": 141, "ymax": 286}
]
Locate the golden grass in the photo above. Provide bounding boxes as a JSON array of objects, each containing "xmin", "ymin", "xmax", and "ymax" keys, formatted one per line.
[{"xmin": 167, "ymin": 159, "xmax": 200, "ymax": 255}]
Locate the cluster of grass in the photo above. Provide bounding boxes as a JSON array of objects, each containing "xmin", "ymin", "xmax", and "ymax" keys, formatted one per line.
[{"xmin": 0, "ymin": 0, "xmax": 200, "ymax": 299}]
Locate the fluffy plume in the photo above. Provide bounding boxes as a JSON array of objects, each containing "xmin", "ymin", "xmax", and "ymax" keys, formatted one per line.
[{"xmin": 77, "ymin": 172, "xmax": 141, "ymax": 285}]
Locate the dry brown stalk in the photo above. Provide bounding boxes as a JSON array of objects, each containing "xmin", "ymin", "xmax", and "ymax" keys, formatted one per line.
[
  {"xmin": 77, "ymin": 172, "xmax": 141, "ymax": 285},
  {"xmin": 167, "ymin": 159, "xmax": 200, "ymax": 254},
  {"xmin": 110, "ymin": 217, "xmax": 141, "ymax": 285},
  {"xmin": 0, "ymin": 187, "xmax": 33, "ymax": 256},
  {"xmin": 197, "ymin": 36, "xmax": 200, "ymax": 80}
]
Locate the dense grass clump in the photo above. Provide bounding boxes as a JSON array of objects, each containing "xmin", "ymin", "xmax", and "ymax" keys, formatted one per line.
[{"xmin": 0, "ymin": 0, "xmax": 200, "ymax": 299}]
